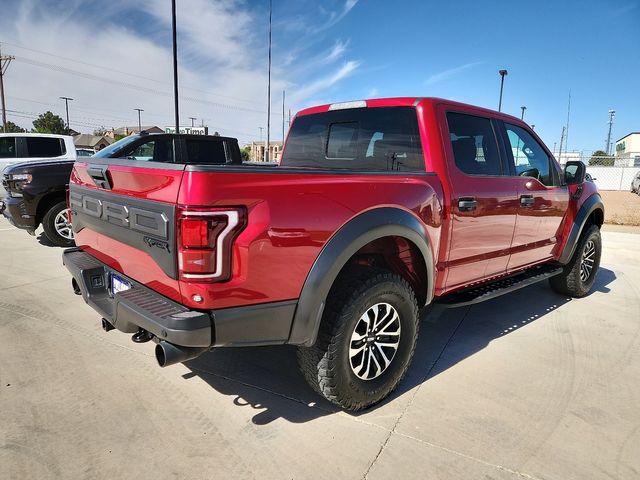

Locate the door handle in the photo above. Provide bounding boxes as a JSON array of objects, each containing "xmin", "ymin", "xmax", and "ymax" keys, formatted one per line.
[
  {"xmin": 520, "ymin": 194, "xmax": 535, "ymax": 207},
  {"xmin": 458, "ymin": 197, "xmax": 477, "ymax": 212}
]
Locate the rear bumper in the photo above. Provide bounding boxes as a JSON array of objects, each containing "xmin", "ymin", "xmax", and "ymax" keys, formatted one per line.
[
  {"xmin": 1, "ymin": 196, "xmax": 37, "ymax": 231},
  {"xmin": 63, "ymin": 248, "xmax": 212, "ymax": 347},
  {"xmin": 62, "ymin": 248, "xmax": 299, "ymax": 348}
]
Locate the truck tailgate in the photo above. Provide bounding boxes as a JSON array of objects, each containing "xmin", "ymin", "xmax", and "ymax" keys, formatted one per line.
[{"xmin": 69, "ymin": 160, "xmax": 185, "ymax": 302}]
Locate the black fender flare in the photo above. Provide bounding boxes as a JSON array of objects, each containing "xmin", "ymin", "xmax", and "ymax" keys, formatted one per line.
[
  {"xmin": 288, "ymin": 207, "xmax": 435, "ymax": 346},
  {"xmin": 558, "ymin": 193, "xmax": 604, "ymax": 264}
]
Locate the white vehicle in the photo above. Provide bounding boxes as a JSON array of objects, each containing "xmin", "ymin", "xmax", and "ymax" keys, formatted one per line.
[{"xmin": 0, "ymin": 133, "xmax": 77, "ymax": 172}]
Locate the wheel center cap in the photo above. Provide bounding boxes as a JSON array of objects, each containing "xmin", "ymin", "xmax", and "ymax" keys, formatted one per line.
[{"xmin": 366, "ymin": 334, "xmax": 376, "ymax": 344}]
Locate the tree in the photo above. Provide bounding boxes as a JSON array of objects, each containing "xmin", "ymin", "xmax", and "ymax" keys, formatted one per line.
[
  {"xmin": 32, "ymin": 111, "xmax": 66, "ymax": 134},
  {"xmin": 240, "ymin": 147, "xmax": 251, "ymax": 161},
  {"xmin": 3, "ymin": 121, "xmax": 26, "ymax": 133},
  {"xmin": 589, "ymin": 150, "xmax": 614, "ymax": 166},
  {"xmin": 93, "ymin": 126, "xmax": 107, "ymax": 136}
]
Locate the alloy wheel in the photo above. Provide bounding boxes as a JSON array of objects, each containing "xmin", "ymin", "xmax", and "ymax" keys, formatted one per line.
[
  {"xmin": 580, "ymin": 239, "xmax": 595, "ymax": 282},
  {"xmin": 54, "ymin": 209, "xmax": 74, "ymax": 240},
  {"xmin": 349, "ymin": 302, "xmax": 401, "ymax": 381}
]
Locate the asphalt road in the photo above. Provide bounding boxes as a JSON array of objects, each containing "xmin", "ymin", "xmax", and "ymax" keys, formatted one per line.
[{"xmin": 1, "ymin": 216, "xmax": 639, "ymax": 479}]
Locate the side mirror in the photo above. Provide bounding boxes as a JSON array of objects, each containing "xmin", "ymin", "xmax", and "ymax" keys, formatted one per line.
[{"xmin": 564, "ymin": 160, "xmax": 586, "ymax": 185}]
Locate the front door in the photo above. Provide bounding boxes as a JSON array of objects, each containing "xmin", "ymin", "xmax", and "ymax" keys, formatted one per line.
[
  {"xmin": 443, "ymin": 111, "xmax": 520, "ymax": 290},
  {"xmin": 500, "ymin": 122, "xmax": 569, "ymax": 270}
]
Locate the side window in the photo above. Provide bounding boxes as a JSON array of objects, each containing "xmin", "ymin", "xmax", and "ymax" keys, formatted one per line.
[
  {"xmin": 446, "ymin": 112, "xmax": 502, "ymax": 176},
  {"xmin": 0, "ymin": 137, "xmax": 17, "ymax": 158},
  {"xmin": 326, "ymin": 122, "xmax": 358, "ymax": 159},
  {"xmin": 504, "ymin": 124, "xmax": 554, "ymax": 186},
  {"xmin": 25, "ymin": 137, "xmax": 65, "ymax": 158},
  {"xmin": 185, "ymin": 138, "xmax": 227, "ymax": 164},
  {"xmin": 122, "ymin": 138, "xmax": 174, "ymax": 163}
]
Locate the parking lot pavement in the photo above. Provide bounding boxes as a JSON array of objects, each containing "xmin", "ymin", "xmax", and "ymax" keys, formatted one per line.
[{"xmin": 1, "ymin": 216, "xmax": 639, "ymax": 480}]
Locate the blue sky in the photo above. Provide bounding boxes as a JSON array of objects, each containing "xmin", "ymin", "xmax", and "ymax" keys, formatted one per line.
[{"xmin": 1, "ymin": 0, "xmax": 638, "ymax": 151}]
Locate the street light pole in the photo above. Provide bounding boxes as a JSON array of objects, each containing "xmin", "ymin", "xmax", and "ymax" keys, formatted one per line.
[
  {"xmin": 265, "ymin": 0, "xmax": 272, "ymax": 162},
  {"xmin": 134, "ymin": 108, "xmax": 144, "ymax": 132},
  {"xmin": 171, "ymin": 0, "xmax": 180, "ymax": 134},
  {"xmin": 189, "ymin": 117, "xmax": 196, "ymax": 127},
  {"xmin": 520, "ymin": 106, "xmax": 526, "ymax": 120},
  {"xmin": 498, "ymin": 69, "xmax": 508, "ymax": 112},
  {"xmin": 59, "ymin": 97, "xmax": 73, "ymax": 134}
]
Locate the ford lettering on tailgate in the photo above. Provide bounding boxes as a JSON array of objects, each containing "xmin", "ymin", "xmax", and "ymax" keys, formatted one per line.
[
  {"xmin": 70, "ymin": 191, "xmax": 169, "ymax": 239},
  {"xmin": 69, "ymin": 184, "xmax": 177, "ymax": 278}
]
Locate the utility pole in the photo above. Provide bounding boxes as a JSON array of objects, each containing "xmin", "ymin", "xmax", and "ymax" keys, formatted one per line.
[
  {"xmin": 189, "ymin": 117, "xmax": 196, "ymax": 127},
  {"xmin": 498, "ymin": 69, "xmax": 508, "ymax": 112},
  {"xmin": 520, "ymin": 106, "xmax": 526, "ymax": 120},
  {"xmin": 564, "ymin": 90, "xmax": 571, "ymax": 154},
  {"xmin": 558, "ymin": 126, "xmax": 566, "ymax": 163},
  {"xmin": 59, "ymin": 97, "xmax": 73, "ymax": 134},
  {"xmin": 282, "ymin": 90, "xmax": 285, "ymax": 142},
  {"xmin": 0, "ymin": 44, "xmax": 15, "ymax": 133},
  {"xmin": 265, "ymin": 0, "xmax": 272, "ymax": 162},
  {"xmin": 605, "ymin": 109, "xmax": 615, "ymax": 155},
  {"xmin": 134, "ymin": 108, "xmax": 144, "ymax": 132},
  {"xmin": 171, "ymin": 0, "xmax": 180, "ymax": 134}
]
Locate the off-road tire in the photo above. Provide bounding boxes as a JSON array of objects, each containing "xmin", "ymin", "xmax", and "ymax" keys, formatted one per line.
[
  {"xmin": 42, "ymin": 201, "xmax": 75, "ymax": 247},
  {"xmin": 297, "ymin": 267, "xmax": 419, "ymax": 411},
  {"xmin": 550, "ymin": 224, "xmax": 601, "ymax": 297}
]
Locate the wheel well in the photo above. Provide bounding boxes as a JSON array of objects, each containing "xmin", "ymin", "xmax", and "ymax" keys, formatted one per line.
[
  {"xmin": 586, "ymin": 208, "xmax": 604, "ymax": 229},
  {"xmin": 339, "ymin": 235, "xmax": 428, "ymax": 305},
  {"xmin": 36, "ymin": 192, "xmax": 66, "ymax": 226}
]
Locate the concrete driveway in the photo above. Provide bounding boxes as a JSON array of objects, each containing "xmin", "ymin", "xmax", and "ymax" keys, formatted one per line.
[{"xmin": 1, "ymin": 216, "xmax": 639, "ymax": 479}]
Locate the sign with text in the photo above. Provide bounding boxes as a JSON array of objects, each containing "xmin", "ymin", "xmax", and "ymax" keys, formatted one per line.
[{"xmin": 164, "ymin": 126, "xmax": 209, "ymax": 135}]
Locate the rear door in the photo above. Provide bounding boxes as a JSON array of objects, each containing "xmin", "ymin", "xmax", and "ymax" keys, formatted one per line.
[
  {"xmin": 70, "ymin": 135, "xmax": 185, "ymax": 302},
  {"xmin": 441, "ymin": 110, "xmax": 520, "ymax": 290},
  {"xmin": 499, "ymin": 122, "xmax": 569, "ymax": 269}
]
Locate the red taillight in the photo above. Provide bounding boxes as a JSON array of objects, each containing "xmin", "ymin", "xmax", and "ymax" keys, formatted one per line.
[{"xmin": 178, "ymin": 208, "xmax": 245, "ymax": 282}]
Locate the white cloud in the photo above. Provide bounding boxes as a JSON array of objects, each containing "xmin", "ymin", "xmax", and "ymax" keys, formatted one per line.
[
  {"xmin": 425, "ymin": 62, "xmax": 483, "ymax": 86},
  {"xmin": 289, "ymin": 61, "xmax": 361, "ymax": 107}
]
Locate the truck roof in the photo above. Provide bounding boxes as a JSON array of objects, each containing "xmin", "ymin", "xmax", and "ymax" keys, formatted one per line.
[
  {"xmin": 0, "ymin": 132, "xmax": 74, "ymax": 139},
  {"xmin": 295, "ymin": 97, "xmax": 524, "ymax": 125}
]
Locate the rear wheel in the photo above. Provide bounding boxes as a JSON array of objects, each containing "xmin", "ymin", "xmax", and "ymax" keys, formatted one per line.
[
  {"xmin": 42, "ymin": 201, "xmax": 75, "ymax": 247},
  {"xmin": 297, "ymin": 267, "xmax": 419, "ymax": 411},
  {"xmin": 550, "ymin": 224, "xmax": 601, "ymax": 297}
]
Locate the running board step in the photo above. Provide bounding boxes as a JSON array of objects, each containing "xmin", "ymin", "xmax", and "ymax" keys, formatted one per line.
[{"xmin": 436, "ymin": 265, "xmax": 563, "ymax": 308}]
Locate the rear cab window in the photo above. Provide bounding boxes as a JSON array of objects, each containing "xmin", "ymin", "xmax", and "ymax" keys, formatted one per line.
[
  {"xmin": 281, "ymin": 107, "xmax": 424, "ymax": 171},
  {"xmin": 185, "ymin": 138, "xmax": 228, "ymax": 164}
]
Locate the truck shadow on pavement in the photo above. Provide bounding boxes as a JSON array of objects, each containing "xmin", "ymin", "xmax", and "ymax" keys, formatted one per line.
[{"xmin": 184, "ymin": 267, "xmax": 616, "ymax": 425}]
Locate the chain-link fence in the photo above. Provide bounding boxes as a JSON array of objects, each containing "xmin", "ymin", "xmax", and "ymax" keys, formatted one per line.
[{"xmin": 557, "ymin": 153, "xmax": 640, "ymax": 191}]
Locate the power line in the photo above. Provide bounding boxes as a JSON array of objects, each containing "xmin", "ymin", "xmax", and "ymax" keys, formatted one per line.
[
  {"xmin": 13, "ymin": 55, "xmax": 283, "ymax": 117},
  {"xmin": 1, "ymin": 40, "xmax": 265, "ymax": 107}
]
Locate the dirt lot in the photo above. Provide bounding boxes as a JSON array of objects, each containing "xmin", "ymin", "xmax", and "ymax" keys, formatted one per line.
[
  {"xmin": 1, "ymin": 216, "xmax": 640, "ymax": 479},
  {"xmin": 600, "ymin": 190, "xmax": 640, "ymax": 226}
]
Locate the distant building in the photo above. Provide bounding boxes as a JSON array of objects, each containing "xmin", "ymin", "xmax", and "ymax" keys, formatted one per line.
[
  {"xmin": 245, "ymin": 141, "xmax": 283, "ymax": 162},
  {"xmin": 615, "ymin": 132, "xmax": 640, "ymax": 167},
  {"xmin": 73, "ymin": 134, "xmax": 114, "ymax": 151},
  {"xmin": 107, "ymin": 126, "xmax": 163, "ymax": 138}
]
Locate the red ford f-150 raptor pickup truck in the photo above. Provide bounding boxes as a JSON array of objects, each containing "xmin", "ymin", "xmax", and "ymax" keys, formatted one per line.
[{"xmin": 63, "ymin": 97, "xmax": 603, "ymax": 411}]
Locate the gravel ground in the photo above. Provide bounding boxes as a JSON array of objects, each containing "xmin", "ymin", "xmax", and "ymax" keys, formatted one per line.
[{"xmin": 600, "ymin": 190, "xmax": 640, "ymax": 226}]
